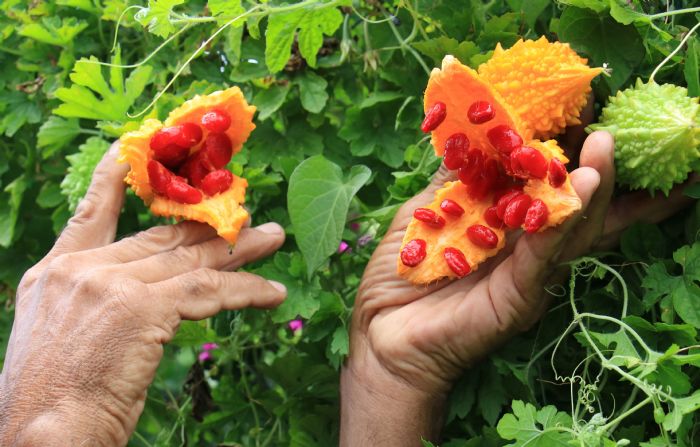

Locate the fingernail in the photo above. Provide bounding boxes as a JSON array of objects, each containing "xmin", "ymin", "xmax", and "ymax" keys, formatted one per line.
[
  {"xmin": 109, "ymin": 141, "xmax": 120, "ymax": 155},
  {"xmin": 269, "ymin": 280, "xmax": 287, "ymax": 293},
  {"xmin": 256, "ymin": 222, "xmax": 283, "ymax": 235}
]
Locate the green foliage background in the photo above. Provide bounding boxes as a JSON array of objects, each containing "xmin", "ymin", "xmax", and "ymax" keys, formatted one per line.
[{"xmin": 1, "ymin": 0, "xmax": 700, "ymax": 445}]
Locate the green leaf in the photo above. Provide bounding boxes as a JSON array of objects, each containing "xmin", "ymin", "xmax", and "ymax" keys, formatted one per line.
[
  {"xmin": 684, "ymin": 182, "xmax": 700, "ymax": 199},
  {"xmin": 253, "ymin": 83, "xmax": 291, "ymax": 121},
  {"xmin": 36, "ymin": 182, "xmax": 65, "ymax": 209},
  {"xmin": 478, "ymin": 367, "xmax": 507, "ymax": 426},
  {"xmin": 37, "ymin": 116, "xmax": 81, "ymax": 158},
  {"xmin": 171, "ymin": 321, "xmax": 218, "ymax": 348},
  {"xmin": 608, "ymin": 1, "xmax": 652, "ymax": 26},
  {"xmin": 497, "ymin": 400, "xmax": 574, "ymax": 446},
  {"xmin": 208, "ymin": 0, "xmax": 245, "ymax": 26},
  {"xmin": 0, "ymin": 175, "xmax": 28, "ymax": 248},
  {"xmin": 557, "ymin": 0, "xmax": 608, "ymax": 12},
  {"xmin": 135, "ymin": 0, "xmax": 184, "ymax": 38},
  {"xmin": 288, "ymin": 155, "xmax": 371, "ymax": 277},
  {"xmin": 265, "ymin": 3, "xmax": 345, "ymax": 73},
  {"xmin": 60, "ymin": 137, "xmax": 110, "ymax": 211},
  {"xmin": 558, "ymin": 6, "xmax": 645, "ymax": 92},
  {"xmin": 297, "ymin": 71, "xmax": 328, "ymax": 114},
  {"xmin": 684, "ymin": 37, "xmax": 699, "ymax": 98},
  {"xmin": 506, "ymin": 0, "xmax": 551, "ymax": 28},
  {"xmin": 56, "ymin": 0, "xmax": 102, "ymax": 15},
  {"xmin": 663, "ymin": 390, "xmax": 700, "ymax": 431},
  {"xmin": 413, "ymin": 37, "xmax": 480, "ymax": 66},
  {"xmin": 643, "ymin": 243, "xmax": 700, "ymax": 328},
  {"xmin": 254, "ymin": 253, "xmax": 323, "ymax": 322},
  {"xmin": 620, "ymin": 223, "xmax": 667, "ymax": 261},
  {"xmin": 19, "ymin": 16, "xmax": 88, "ymax": 47},
  {"xmin": 329, "ymin": 325, "xmax": 348, "ymax": 356},
  {"xmin": 54, "ymin": 53, "xmax": 153, "ymax": 124},
  {"xmin": 0, "ymin": 91, "xmax": 42, "ymax": 137}
]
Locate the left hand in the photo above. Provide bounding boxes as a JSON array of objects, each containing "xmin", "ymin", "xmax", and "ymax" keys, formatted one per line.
[{"xmin": 0, "ymin": 142, "xmax": 288, "ymax": 446}]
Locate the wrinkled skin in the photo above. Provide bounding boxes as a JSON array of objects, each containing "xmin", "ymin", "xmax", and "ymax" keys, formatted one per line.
[
  {"xmin": 341, "ymin": 109, "xmax": 694, "ymax": 445},
  {"xmin": 0, "ymin": 143, "xmax": 287, "ymax": 446}
]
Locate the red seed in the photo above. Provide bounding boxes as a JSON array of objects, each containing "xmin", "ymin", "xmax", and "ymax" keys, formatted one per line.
[
  {"xmin": 484, "ymin": 206, "xmax": 504, "ymax": 229},
  {"xmin": 147, "ymin": 160, "xmax": 173, "ymax": 195},
  {"xmin": 178, "ymin": 154, "xmax": 211, "ymax": 188},
  {"xmin": 503, "ymin": 194, "xmax": 532, "ymax": 228},
  {"xmin": 443, "ymin": 133, "xmax": 470, "ymax": 170},
  {"xmin": 414, "ymin": 208, "xmax": 446, "ymax": 228},
  {"xmin": 444, "ymin": 247, "xmax": 471, "ymax": 277},
  {"xmin": 510, "ymin": 146, "xmax": 548, "ymax": 179},
  {"xmin": 201, "ymin": 169, "xmax": 233, "ymax": 196},
  {"xmin": 166, "ymin": 180, "xmax": 203, "ymax": 204},
  {"xmin": 173, "ymin": 123, "xmax": 203, "ymax": 148},
  {"xmin": 152, "ymin": 144, "xmax": 190, "ymax": 169},
  {"xmin": 200, "ymin": 133, "xmax": 233, "ymax": 170},
  {"xmin": 150, "ymin": 126, "xmax": 181, "ymax": 151},
  {"xmin": 458, "ymin": 149, "xmax": 484, "ymax": 185},
  {"xmin": 523, "ymin": 199, "xmax": 549, "ymax": 233},
  {"xmin": 468, "ymin": 159, "xmax": 499, "ymax": 200},
  {"xmin": 467, "ymin": 224, "xmax": 499, "ymax": 249},
  {"xmin": 400, "ymin": 239, "xmax": 427, "ymax": 267},
  {"xmin": 440, "ymin": 199, "xmax": 465, "ymax": 216},
  {"xmin": 548, "ymin": 158, "xmax": 568, "ymax": 188},
  {"xmin": 421, "ymin": 102, "xmax": 447, "ymax": 133},
  {"xmin": 201, "ymin": 109, "xmax": 232, "ymax": 133},
  {"xmin": 496, "ymin": 190, "xmax": 523, "ymax": 219},
  {"xmin": 487, "ymin": 125, "xmax": 523, "ymax": 154},
  {"xmin": 467, "ymin": 101, "xmax": 495, "ymax": 124}
]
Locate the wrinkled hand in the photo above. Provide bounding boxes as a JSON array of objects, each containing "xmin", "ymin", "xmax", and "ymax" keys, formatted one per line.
[
  {"xmin": 0, "ymin": 143, "xmax": 287, "ymax": 446},
  {"xmin": 340, "ymin": 130, "xmax": 692, "ymax": 446}
]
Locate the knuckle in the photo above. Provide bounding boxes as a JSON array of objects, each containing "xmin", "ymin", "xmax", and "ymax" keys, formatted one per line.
[
  {"xmin": 168, "ymin": 245, "xmax": 197, "ymax": 267},
  {"xmin": 179, "ymin": 269, "xmax": 219, "ymax": 297}
]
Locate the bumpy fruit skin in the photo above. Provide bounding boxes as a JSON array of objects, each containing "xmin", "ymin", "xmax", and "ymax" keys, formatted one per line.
[
  {"xmin": 398, "ymin": 47, "xmax": 587, "ymax": 284},
  {"xmin": 479, "ymin": 37, "xmax": 603, "ymax": 140},
  {"xmin": 589, "ymin": 79, "xmax": 700, "ymax": 195},
  {"xmin": 119, "ymin": 87, "xmax": 255, "ymax": 244}
]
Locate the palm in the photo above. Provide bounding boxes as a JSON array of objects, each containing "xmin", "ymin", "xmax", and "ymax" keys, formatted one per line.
[{"xmin": 353, "ymin": 131, "xmax": 612, "ymax": 393}]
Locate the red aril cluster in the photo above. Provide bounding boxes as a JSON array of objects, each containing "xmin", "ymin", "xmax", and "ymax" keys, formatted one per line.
[
  {"xmin": 146, "ymin": 110, "xmax": 236, "ymax": 204},
  {"xmin": 402, "ymin": 101, "xmax": 571, "ymax": 273}
]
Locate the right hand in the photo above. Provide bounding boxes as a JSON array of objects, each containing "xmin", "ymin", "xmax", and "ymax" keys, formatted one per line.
[{"xmin": 0, "ymin": 142, "xmax": 287, "ymax": 446}]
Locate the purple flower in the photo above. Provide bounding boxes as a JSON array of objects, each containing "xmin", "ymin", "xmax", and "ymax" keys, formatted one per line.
[
  {"xmin": 350, "ymin": 222, "xmax": 361, "ymax": 232},
  {"xmin": 201, "ymin": 342, "xmax": 219, "ymax": 351},
  {"xmin": 198, "ymin": 351, "xmax": 212, "ymax": 362},
  {"xmin": 358, "ymin": 234, "xmax": 373, "ymax": 247},
  {"xmin": 288, "ymin": 319, "xmax": 303, "ymax": 332},
  {"xmin": 338, "ymin": 241, "xmax": 350, "ymax": 254}
]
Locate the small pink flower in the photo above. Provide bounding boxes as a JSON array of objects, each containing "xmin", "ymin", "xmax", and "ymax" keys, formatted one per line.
[
  {"xmin": 198, "ymin": 351, "xmax": 212, "ymax": 362},
  {"xmin": 288, "ymin": 319, "xmax": 303, "ymax": 332},
  {"xmin": 338, "ymin": 241, "xmax": 350, "ymax": 254},
  {"xmin": 201, "ymin": 342, "xmax": 219, "ymax": 351},
  {"xmin": 358, "ymin": 234, "xmax": 373, "ymax": 247},
  {"xmin": 350, "ymin": 222, "xmax": 361, "ymax": 232}
]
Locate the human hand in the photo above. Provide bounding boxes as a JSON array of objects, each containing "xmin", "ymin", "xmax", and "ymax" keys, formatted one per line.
[
  {"xmin": 0, "ymin": 143, "xmax": 287, "ymax": 446},
  {"xmin": 340, "ymin": 130, "xmax": 692, "ymax": 446}
]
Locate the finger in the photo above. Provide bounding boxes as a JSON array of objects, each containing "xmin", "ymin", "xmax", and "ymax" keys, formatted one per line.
[
  {"xmin": 559, "ymin": 131, "xmax": 615, "ymax": 260},
  {"xmin": 48, "ymin": 141, "xmax": 129, "ymax": 258},
  {"xmin": 596, "ymin": 177, "xmax": 696, "ymax": 250},
  {"xmin": 100, "ymin": 221, "xmax": 219, "ymax": 264},
  {"xmin": 124, "ymin": 222, "xmax": 285, "ymax": 283},
  {"xmin": 560, "ymin": 93, "xmax": 595, "ymax": 160},
  {"xmin": 152, "ymin": 270, "xmax": 287, "ymax": 321}
]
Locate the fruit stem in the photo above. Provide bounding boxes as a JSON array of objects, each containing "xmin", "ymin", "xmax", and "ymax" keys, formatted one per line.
[{"xmin": 649, "ymin": 21, "xmax": 700, "ymax": 83}]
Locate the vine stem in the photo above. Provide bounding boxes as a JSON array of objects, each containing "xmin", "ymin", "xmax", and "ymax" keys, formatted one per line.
[
  {"xmin": 649, "ymin": 21, "xmax": 700, "ymax": 83},
  {"xmin": 87, "ymin": 24, "xmax": 192, "ymax": 69},
  {"xmin": 128, "ymin": 5, "xmax": 262, "ymax": 118},
  {"xmin": 600, "ymin": 396, "xmax": 653, "ymax": 433},
  {"xmin": 649, "ymin": 6, "xmax": 700, "ymax": 20}
]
